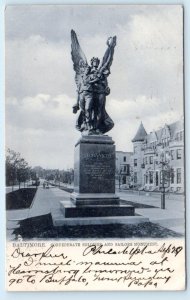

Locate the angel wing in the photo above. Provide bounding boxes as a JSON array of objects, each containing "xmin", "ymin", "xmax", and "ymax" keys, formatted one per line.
[
  {"xmin": 71, "ymin": 30, "xmax": 88, "ymax": 90},
  {"xmin": 99, "ymin": 36, "xmax": 117, "ymax": 75}
]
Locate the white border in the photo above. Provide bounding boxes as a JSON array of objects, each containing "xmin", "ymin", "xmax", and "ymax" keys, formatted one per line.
[{"xmin": 0, "ymin": 0, "xmax": 189, "ymax": 299}]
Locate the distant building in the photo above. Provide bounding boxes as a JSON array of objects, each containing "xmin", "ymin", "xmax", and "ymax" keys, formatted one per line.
[
  {"xmin": 115, "ymin": 151, "xmax": 133, "ymax": 187},
  {"xmin": 131, "ymin": 118, "xmax": 184, "ymax": 192}
]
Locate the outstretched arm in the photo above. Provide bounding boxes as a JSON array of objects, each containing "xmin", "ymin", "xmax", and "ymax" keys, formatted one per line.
[{"xmin": 99, "ymin": 36, "xmax": 117, "ymax": 75}]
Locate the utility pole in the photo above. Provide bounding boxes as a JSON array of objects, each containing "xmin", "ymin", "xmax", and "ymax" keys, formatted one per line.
[
  {"xmin": 159, "ymin": 149, "xmax": 170, "ymax": 210},
  {"xmin": 161, "ymin": 170, "xmax": 166, "ymax": 209}
]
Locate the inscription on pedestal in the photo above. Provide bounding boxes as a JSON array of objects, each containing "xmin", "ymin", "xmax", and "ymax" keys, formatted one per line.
[{"xmin": 74, "ymin": 136, "xmax": 115, "ymax": 194}]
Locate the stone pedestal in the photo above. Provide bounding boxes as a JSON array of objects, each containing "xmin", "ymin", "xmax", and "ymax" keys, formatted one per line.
[
  {"xmin": 51, "ymin": 135, "xmax": 149, "ymax": 226},
  {"xmin": 71, "ymin": 135, "xmax": 119, "ymax": 206}
]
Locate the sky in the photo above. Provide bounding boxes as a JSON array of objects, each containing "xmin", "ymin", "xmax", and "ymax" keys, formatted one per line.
[{"xmin": 5, "ymin": 4, "xmax": 184, "ymax": 169}]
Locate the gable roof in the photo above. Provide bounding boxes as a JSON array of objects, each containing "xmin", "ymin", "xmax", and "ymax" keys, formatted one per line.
[
  {"xmin": 168, "ymin": 119, "xmax": 183, "ymax": 139},
  {"xmin": 144, "ymin": 118, "xmax": 184, "ymax": 142}
]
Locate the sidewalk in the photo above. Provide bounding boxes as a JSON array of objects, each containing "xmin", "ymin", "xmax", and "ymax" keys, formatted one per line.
[
  {"xmin": 6, "ymin": 181, "xmax": 34, "ymax": 193},
  {"xmin": 6, "ymin": 186, "xmax": 185, "ymax": 239},
  {"xmin": 6, "ymin": 186, "xmax": 20, "ymax": 194},
  {"xmin": 118, "ymin": 191, "xmax": 185, "ymax": 235}
]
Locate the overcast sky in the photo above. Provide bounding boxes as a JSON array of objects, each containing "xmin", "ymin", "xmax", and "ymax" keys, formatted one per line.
[{"xmin": 5, "ymin": 5, "xmax": 184, "ymax": 169}]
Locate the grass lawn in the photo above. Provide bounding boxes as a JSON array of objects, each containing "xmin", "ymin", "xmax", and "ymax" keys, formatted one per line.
[
  {"xmin": 13, "ymin": 214, "xmax": 182, "ymax": 239},
  {"xmin": 59, "ymin": 186, "xmax": 74, "ymax": 193},
  {"xmin": 6, "ymin": 188, "xmax": 37, "ymax": 210},
  {"xmin": 119, "ymin": 199, "xmax": 157, "ymax": 208}
]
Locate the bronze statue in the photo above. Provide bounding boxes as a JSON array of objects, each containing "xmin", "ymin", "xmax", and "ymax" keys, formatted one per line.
[{"xmin": 71, "ymin": 30, "xmax": 116, "ymax": 135}]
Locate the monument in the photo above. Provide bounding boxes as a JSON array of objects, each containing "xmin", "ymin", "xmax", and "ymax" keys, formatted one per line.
[{"xmin": 52, "ymin": 30, "xmax": 148, "ymax": 226}]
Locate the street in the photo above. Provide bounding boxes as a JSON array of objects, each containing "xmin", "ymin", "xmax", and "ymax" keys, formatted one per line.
[{"xmin": 6, "ymin": 182, "xmax": 185, "ymax": 240}]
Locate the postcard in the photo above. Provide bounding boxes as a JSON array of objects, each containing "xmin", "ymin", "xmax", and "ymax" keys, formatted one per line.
[{"xmin": 5, "ymin": 4, "xmax": 185, "ymax": 291}]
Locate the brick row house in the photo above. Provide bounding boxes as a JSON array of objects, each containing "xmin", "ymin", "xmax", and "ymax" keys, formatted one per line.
[{"xmin": 131, "ymin": 118, "xmax": 184, "ymax": 193}]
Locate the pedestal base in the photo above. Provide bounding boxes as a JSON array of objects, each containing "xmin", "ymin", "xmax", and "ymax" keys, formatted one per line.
[
  {"xmin": 52, "ymin": 213, "xmax": 149, "ymax": 227},
  {"xmin": 71, "ymin": 192, "xmax": 120, "ymax": 206},
  {"xmin": 51, "ymin": 196, "xmax": 149, "ymax": 227},
  {"xmin": 60, "ymin": 200, "xmax": 134, "ymax": 218}
]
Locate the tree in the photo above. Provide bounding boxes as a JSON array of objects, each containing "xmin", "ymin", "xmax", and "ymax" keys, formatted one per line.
[
  {"xmin": 6, "ymin": 148, "xmax": 31, "ymax": 190},
  {"xmin": 16, "ymin": 158, "xmax": 30, "ymax": 188},
  {"xmin": 61, "ymin": 169, "xmax": 74, "ymax": 185},
  {"xmin": 6, "ymin": 149, "xmax": 19, "ymax": 190}
]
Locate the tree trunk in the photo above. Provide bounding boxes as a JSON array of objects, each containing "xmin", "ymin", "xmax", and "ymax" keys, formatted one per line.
[{"xmin": 12, "ymin": 179, "xmax": 14, "ymax": 192}]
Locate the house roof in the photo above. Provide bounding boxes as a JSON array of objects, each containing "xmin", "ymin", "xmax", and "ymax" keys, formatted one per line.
[
  {"xmin": 145, "ymin": 118, "xmax": 184, "ymax": 142},
  {"xmin": 132, "ymin": 118, "xmax": 183, "ymax": 144},
  {"xmin": 145, "ymin": 131, "xmax": 158, "ymax": 143},
  {"xmin": 168, "ymin": 119, "xmax": 183, "ymax": 139},
  {"xmin": 132, "ymin": 122, "xmax": 147, "ymax": 142},
  {"xmin": 152, "ymin": 119, "xmax": 183, "ymax": 141}
]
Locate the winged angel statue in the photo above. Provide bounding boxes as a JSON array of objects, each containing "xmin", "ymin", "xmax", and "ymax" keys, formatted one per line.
[{"xmin": 71, "ymin": 30, "xmax": 117, "ymax": 135}]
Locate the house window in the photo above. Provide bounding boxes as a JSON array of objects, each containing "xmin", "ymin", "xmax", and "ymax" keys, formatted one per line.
[
  {"xmin": 134, "ymin": 159, "xmax": 137, "ymax": 167},
  {"xmin": 171, "ymin": 171, "xmax": 174, "ymax": 184},
  {"xmin": 134, "ymin": 146, "xmax": 137, "ymax": 154},
  {"xmin": 180, "ymin": 131, "xmax": 183, "ymax": 141},
  {"xmin": 176, "ymin": 132, "xmax": 183, "ymax": 141},
  {"xmin": 145, "ymin": 157, "xmax": 148, "ymax": 164},
  {"xmin": 122, "ymin": 176, "xmax": 126, "ymax": 184},
  {"xmin": 177, "ymin": 149, "xmax": 182, "ymax": 159},
  {"xmin": 123, "ymin": 156, "xmax": 126, "ymax": 162},
  {"xmin": 126, "ymin": 164, "xmax": 130, "ymax": 176},
  {"xmin": 177, "ymin": 168, "xmax": 181, "ymax": 184},
  {"xmin": 156, "ymin": 171, "xmax": 159, "ymax": 186},
  {"xmin": 134, "ymin": 172, "xmax": 137, "ymax": 183},
  {"xmin": 171, "ymin": 150, "xmax": 174, "ymax": 160},
  {"xmin": 149, "ymin": 171, "xmax": 153, "ymax": 184},
  {"xmin": 150, "ymin": 156, "xmax": 153, "ymax": 164},
  {"xmin": 123, "ymin": 165, "xmax": 126, "ymax": 172}
]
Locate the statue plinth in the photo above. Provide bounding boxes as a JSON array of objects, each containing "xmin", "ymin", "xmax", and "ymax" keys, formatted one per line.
[
  {"xmin": 59, "ymin": 134, "xmax": 135, "ymax": 219},
  {"xmin": 71, "ymin": 135, "xmax": 119, "ymax": 206}
]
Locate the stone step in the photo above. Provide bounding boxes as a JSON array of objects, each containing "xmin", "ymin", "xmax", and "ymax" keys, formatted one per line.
[
  {"xmin": 60, "ymin": 200, "xmax": 135, "ymax": 218},
  {"xmin": 51, "ymin": 208, "xmax": 149, "ymax": 226},
  {"xmin": 71, "ymin": 192, "xmax": 120, "ymax": 206}
]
